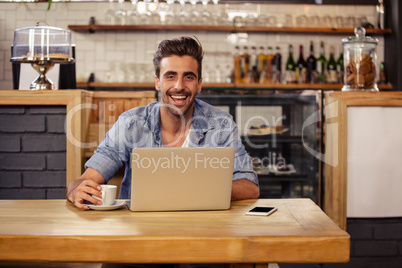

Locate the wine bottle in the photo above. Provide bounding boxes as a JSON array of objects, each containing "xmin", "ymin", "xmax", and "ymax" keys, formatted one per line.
[
  {"xmin": 251, "ymin": 46, "xmax": 258, "ymax": 68},
  {"xmin": 272, "ymin": 46, "xmax": 282, "ymax": 83},
  {"xmin": 327, "ymin": 45, "xmax": 337, "ymax": 84},
  {"xmin": 317, "ymin": 41, "xmax": 327, "ymax": 83},
  {"xmin": 379, "ymin": 61, "xmax": 387, "ymax": 84},
  {"xmin": 266, "ymin": 46, "xmax": 274, "ymax": 83},
  {"xmin": 337, "ymin": 46, "xmax": 344, "ymax": 84},
  {"xmin": 233, "ymin": 45, "xmax": 241, "ymax": 83},
  {"xmin": 306, "ymin": 41, "xmax": 317, "ymax": 84},
  {"xmin": 248, "ymin": 66, "xmax": 259, "ymax": 84},
  {"xmin": 240, "ymin": 46, "xmax": 250, "ymax": 83},
  {"xmin": 285, "ymin": 44, "xmax": 296, "ymax": 83},
  {"xmin": 296, "ymin": 44, "xmax": 307, "ymax": 83},
  {"xmin": 257, "ymin": 46, "xmax": 266, "ymax": 76},
  {"xmin": 247, "ymin": 46, "xmax": 259, "ymax": 83}
]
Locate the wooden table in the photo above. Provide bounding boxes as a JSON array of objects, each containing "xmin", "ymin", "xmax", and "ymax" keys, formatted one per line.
[{"xmin": 0, "ymin": 199, "xmax": 349, "ymax": 264}]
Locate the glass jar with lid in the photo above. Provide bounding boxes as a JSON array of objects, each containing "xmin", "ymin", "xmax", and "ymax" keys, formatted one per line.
[{"xmin": 342, "ymin": 27, "xmax": 379, "ymax": 91}]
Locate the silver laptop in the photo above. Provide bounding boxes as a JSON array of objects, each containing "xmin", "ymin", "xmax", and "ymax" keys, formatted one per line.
[{"xmin": 128, "ymin": 147, "xmax": 234, "ymax": 212}]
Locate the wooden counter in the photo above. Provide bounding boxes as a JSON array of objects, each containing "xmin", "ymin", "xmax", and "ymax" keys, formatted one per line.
[
  {"xmin": 0, "ymin": 90, "xmax": 156, "ymax": 186},
  {"xmin": 0, "ymin": 198, "xmax": 350, "ymax": 264}
]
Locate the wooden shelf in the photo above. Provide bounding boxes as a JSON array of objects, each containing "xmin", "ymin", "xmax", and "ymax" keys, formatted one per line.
[
  {"xmin": 76, "ymin": 82, "xmax": 233, "ymax": 89},
  {"xmin": 234, "ymin": 83, "xmax": 393, "ymax": 90},
  {"xmin": 80, "ymin": 82, "xmax": 156, "ymax": 88},
  {"xmin": 68, "ymin": 24, "xmax": 392, "ymax": 35},
  {"xmin": 77, "ymin": 82, "xmax": 393, "ymax": 91}
]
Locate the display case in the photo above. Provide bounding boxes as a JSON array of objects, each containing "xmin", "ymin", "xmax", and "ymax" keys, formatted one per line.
[
  {"xmin": 197, "ymin": 89, "xmax": 322, "ymax": 204},
  {"xmin": 11, "ymin": 24, "xmax": 74, "ymax": 90}
]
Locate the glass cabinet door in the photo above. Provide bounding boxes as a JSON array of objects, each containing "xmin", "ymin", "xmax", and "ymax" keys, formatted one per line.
[{"xmin": 197, "ymin": 90, "xmax": 322, "ymax": 204}]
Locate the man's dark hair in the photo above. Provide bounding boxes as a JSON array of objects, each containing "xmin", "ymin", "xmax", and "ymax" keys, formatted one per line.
[{"xmin": 153, "ymin": 36, "xmax": 204, "ymax": 80}]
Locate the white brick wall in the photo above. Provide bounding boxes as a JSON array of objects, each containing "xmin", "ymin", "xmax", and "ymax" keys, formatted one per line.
[{"xmin": 0, "ymin": 2, "xmax": 383, "ymax": 88}]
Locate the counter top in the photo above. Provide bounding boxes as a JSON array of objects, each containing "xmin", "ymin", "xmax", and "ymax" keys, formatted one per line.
[{"xmin": 0, "ymin": 198, "xmax": 350, "ymax": 264}]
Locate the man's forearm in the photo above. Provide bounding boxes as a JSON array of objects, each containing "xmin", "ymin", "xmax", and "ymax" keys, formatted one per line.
[{"xmin": 231, "ymin": 179, "xmax": 260, "ymax": 200}]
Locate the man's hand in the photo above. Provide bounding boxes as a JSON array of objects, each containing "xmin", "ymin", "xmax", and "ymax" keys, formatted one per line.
[
  {"xmin": 66, "ymin": 168, "xmax": 106, "ymax": 210},
  {"xmin": 231, "ymin": 179, "xmax": 260, "ymax": 200}
]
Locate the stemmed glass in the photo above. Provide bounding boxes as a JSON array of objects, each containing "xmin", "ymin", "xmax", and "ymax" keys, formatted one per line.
[
  {"xmin": 140, "ymin": 0, "xmax": 152, "ymax": 24},
  {"xmin": 127, "ymin": 0, "xmax": 139, "ymax": 25},
  {"xmin": 169, "ymin": 0, "xmax": 182, "ymax": 25},
  {"xmin": 127, "ymin": 63, "xmax": 137, "ymax": 83},
  {"xmin": 115, "ymin": 0, "xmax": 128, "ymax": 25},
  {"xmin": 203, "ymin": 52, "xmax": 214, "ymax": 83},
  {"xmin": 189, "ymin": 0, "xmax": 200, "ymax": 25},
  {"xmin": 105, "ymin": 0, "xmax": 117, "ymax": 25},
  {"xmin": 136, "ymin": 63, "xmax": 146, "ymax": 83},
  {"xmin": 147, "ymin": 0, "xmax": 161, "ymax": 25},
  {"xmin": 200, "ymin": 0, "xmax": 211, "ymax": 25},
  {"xmin": 210, "ymin": 0, "xmax": 228, "ymax": 26},
  {"xmin": 158, "ymin": 0, "xmax": 173, "ymax": 25},
  {"xmin": 178, "ymin": 0, "xmax": 190, "ymax": 25},
  {"xmin": 215, "ymin": 52, "xmax": 225, "ymax": 83}
]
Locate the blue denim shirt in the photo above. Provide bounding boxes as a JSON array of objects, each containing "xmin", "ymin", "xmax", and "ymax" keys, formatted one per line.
[{"xmin": 85, "ymin": 98, "xmax": 258, "ymax": 199}]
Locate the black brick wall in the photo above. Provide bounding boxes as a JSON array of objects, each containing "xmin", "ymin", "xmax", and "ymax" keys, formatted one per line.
[
  {"xmin": 0, "ymin": 105, "xmax": 66, "ymax": 199},
  {"xmin": 280, "ymin": 217, "xmax": 402, "ymax": 268}
]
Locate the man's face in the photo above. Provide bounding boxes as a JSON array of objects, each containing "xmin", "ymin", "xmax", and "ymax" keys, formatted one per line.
[{"xmin": 155, "ymin": 55, "xmax": 202, "ymax": 119}]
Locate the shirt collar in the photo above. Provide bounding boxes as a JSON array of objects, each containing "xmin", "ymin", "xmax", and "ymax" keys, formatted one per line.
[
  {"xmin": 192, "ymin": 98, "xmax": 215, "ymax": 134},
  {"xmin": 144, "ymin": 102, "xmax": 162, "ymax": 146},
  {"xmin": 144, "ymin": 99, "xmax": 215, "ymax": 145},
  {"xmin": 144, "ymin": 102, "xmax": 161, "ymax": 133}
]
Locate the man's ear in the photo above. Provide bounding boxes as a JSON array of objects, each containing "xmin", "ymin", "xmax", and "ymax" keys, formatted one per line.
[
  {"xmin": 155, "ymin": 75, "xmax": 160, "ymax": 92},
  {"xmin": 197, "ymin": 77, "xmax": 202, "ymax": 94}
]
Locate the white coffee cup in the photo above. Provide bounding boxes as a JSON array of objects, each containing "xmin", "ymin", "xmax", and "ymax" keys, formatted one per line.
[{"xmin": 92, "ymin": 185, "xmax": 117, "ymax": 206}]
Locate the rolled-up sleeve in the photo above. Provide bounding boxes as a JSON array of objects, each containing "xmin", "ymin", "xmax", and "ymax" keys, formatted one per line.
[
  {"xmin": 85, "ymin": 152, "xmax": 121, "ymax": 182},
  {"xmin": 229, "ymin": 130, "xmax": 259, "ymax": 186},
  {"xmin": 216, "ymin": 113, "xmax": 259, "ymax": 187},
  {"xmin": 84, "ymin": 114, "xmax": 132, "ymax": 182}
]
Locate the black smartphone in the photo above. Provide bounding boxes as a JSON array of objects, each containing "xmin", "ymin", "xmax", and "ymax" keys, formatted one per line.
[{"xmin": 245, "ymin": 206, "xmax": 278, "ymax": 216}]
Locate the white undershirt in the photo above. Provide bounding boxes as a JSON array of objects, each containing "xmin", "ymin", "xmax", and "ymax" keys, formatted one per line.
[{"xmin": 181, "ymin": 131, "xmax": 190, "ymax": 148}]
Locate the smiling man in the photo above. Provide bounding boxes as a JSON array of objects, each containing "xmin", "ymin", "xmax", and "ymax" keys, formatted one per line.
[
  {"xmin": 155, "ymin": 54, "xmax": 201, "ymax": 147},
  {"xmin": 66, "ymin": 37, "xmax": 259, "ymax": 210}
]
